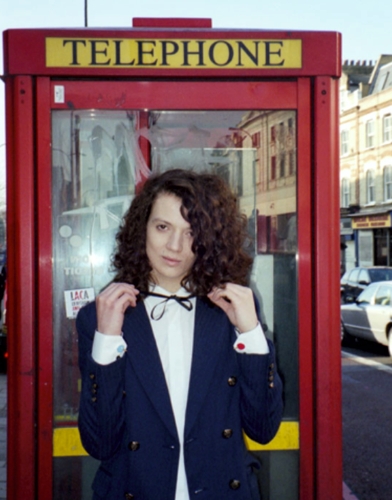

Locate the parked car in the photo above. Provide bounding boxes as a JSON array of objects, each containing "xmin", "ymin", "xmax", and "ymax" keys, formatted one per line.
[
  {"xmin": 0, "ymin": 280, "xmax": 6, "ymax": 373},
  {"xmin": 340, "ymin": 266, "xmax": 392, "ymax": 303},
  {"xmin": 341, "ymin": 281, "xmax": 392, "ymax": 355}
]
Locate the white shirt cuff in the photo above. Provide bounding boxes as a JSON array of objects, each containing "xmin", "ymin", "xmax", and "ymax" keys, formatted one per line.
[
  {"xmin": 91, "ymin": 330, "xmax": 128, "ymax": 365},
  {"xmin": 233, "ymin": 323, "xmax": 270, "ymax": 354}
]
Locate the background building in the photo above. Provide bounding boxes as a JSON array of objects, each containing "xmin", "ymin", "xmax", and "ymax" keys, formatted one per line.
[{"xmin": 340, "ymin": 55, "xmax": 392, "ymax": 272}]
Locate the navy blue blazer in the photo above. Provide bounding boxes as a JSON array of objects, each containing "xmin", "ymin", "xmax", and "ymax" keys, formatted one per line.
[{"xmin": 77, "ymin": 296, "xmax": 283, "ymax": 500}]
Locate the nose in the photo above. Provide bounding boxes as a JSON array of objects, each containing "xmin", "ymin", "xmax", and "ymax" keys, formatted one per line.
[{"xmin": 166, "ymin": 231, "xmax": 183, "ymax": 252}]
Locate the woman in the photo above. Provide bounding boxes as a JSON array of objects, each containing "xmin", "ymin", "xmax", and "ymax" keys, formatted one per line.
[{"xmin": 77, "ymin": 169, "xmax": 283, "ymax": 500}]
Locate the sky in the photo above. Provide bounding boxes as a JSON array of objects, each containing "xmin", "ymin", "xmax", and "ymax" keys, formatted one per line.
[{"xmin": 1, "ymin": 0, "xmax": 392, "ymax": 208}]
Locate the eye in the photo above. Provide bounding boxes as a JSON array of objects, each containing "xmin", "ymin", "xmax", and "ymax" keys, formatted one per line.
[{"xmin": 156, "ymin": 224, "xmax": 168, "ymax": 231}]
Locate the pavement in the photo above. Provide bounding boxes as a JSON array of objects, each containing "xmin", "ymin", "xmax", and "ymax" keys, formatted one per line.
[{"xmin": 0, "ymin": 374, "xmax": 6, "ymax": 500}]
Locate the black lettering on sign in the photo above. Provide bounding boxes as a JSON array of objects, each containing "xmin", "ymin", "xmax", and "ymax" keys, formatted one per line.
[
  {"xmin": 264, "ymin": 41, "xmax": 285, "ymax": 66},
  {"xmin": 137, "ymin": 40, "xmax": 158, "ymax": 66},
  {"xmin": 237, "ymin": 41, "xmax": 260, "ymax": 66},
  {"xmin": 209, "ymin": 41, "xmax": 234, "ymax": 66},
  {"xmin": 160, "ymin": 40, "xmax": 180, "ymax": 66},
  {"xmin": 114, "ymin": 40, "xmax": 136, "ymax": 66},
  {"xmin": 62, "ymin": 39, "xmax": 87, "ymax": 66},
  {"xmin": 90, "ymin": 40, "xmax": 111, "ymax": 66},
  {"xmin": 181, "ymin": 41, "xmax": 206, "ymax": 67}
]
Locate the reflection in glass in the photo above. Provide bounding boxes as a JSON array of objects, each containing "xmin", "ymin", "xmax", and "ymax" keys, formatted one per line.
[{"xmin": 52, "ymin": 110, "xmax": 150, "ymax": 431}]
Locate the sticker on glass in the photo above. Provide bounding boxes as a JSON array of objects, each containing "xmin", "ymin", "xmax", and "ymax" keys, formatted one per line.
[{"xmin": 64, "ymin": 288, "xmax": 95, "ymax": 319}]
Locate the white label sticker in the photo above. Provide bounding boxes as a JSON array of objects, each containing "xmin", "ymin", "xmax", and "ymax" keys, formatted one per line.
[
  {"xmin": 54, "ymin": 85, "xmax": 65, "ymax": 103},
  {"xmin": 64, "ymin": 288, "xmax": 95, "ymax": 319}
]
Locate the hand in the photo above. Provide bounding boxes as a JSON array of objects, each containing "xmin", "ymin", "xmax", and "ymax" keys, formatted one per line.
[
  {"xmin": 207, "ymin": 283, "xmax": 258, "ymax": 333},
  {"xmin": 96, "ymin": 283, "xmax": 139, "ymax": 336}
]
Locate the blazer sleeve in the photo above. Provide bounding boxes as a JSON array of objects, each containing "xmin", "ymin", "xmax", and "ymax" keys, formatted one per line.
[
  {"xmin": 77, "ymin": 302, "xmax": 127, "ymax": 461},
  {"xmin": 236, "ymin": 340, "xmax": 283, "ymax": 444},
  {"xmin": 236, "ymin": 295, "xmax": 283, "ymax": 444}
]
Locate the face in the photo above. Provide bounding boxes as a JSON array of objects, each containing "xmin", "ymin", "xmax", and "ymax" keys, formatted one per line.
[{"xmin": 146, "ymin": 193, "xmax": 196, "ymax": 293}]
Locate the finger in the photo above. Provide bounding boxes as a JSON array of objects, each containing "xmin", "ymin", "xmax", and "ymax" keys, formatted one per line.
[
  {"xmin": 208, "ymin": 286, "xmax": 237, "ymax": 307},
  {"xmin": 96, "ymin": 283, "xmax": 140, "ymax": 336},
  {"xmin": 216, "ymin": 285, "xmax": 255, "ymax": 310},
  {"xmin": 219, "ymin": 283, "xmax": 251, "ymax": 301},
  {"xmin": 100, "ymin": 282, "xmax": 139, "ymax": 299},
  {"xmin": 207, "ymin": 288, "xmax": 232, "ymax": 314},
  {"xmin": 103, "ymin": 282, "xmax": 138, "ymax": 294},
  {"xmin": 98, "ymin": 283, "xmax": 139, "ymax": 307}
]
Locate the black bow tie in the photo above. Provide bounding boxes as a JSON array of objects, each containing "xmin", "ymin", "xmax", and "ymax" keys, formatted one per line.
[{"xmin": 141, "ymin": 291, "xmax": 194, "ymax": 320}]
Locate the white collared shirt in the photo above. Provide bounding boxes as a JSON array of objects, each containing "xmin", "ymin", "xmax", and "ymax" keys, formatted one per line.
[
  {"xmin": 144, "ymin": 285, "xmax": 195, "ymax": 500},
  {"xmin": 91, "ymin": 285, "xmax": 269, "ymax": 500}
]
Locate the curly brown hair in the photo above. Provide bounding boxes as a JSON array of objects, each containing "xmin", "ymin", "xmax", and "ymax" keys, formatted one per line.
[{"xmin": 112, "ymin": 169, "xmax": 253, "ymax": 296}]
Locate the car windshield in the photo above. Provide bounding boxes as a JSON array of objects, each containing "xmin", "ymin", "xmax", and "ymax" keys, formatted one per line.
[
  {"xmin": 357, "ymin": 286, "xmax": 375, "ymax": 304},
  {"xmin": 368, "ymin": 269, "xmax": 392, "ymax": 282},
  {"xmin": 375, "ymin": 285, "xmax": 392, "ymax": 306}
]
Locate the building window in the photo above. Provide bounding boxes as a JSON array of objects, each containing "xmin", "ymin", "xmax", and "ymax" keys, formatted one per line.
[
  {"xmin": 384, "ymin": 165, "xmax": 392, "ymax": 200},
  {"xmin": 288, "ymin": 151, "xmax": 295, "ymax": 175},
  {"xmin": 365, "ymin": 119, "xmax": 375, "ymax": 148},
  {"xmin": 279, "ymin": 154, "xmax": 285, "ymax": 177},
  {"xmin": 271, "ymin": 156, "xmax": 276, "ymax": 180},
  {"xmin": 233, "ymin": 132, "xmax": 243, "ymax": 148},
  {"xmin": 279, "ymin": 122, "xmax": 285, "ymax": 143},
  {"xmin": 383, "ymin": 114, "xmax": 392, "ymax": 144},
  {"xmin": 341, "ymin": 178, "xmax": 350, "ymax": 208},
  {"xmin": 340, "ymin": 129, "xmax": 349, "ymax": 156},
  {"xmin": 366, "ymin": 169, "xmax": 375, "ymax": 203},
  {"xmin": 252, "ymin": 132, "xmax": 260, "ymax": 148},
  {"xmin": 381, "ymin": 72, "xmax": 390, "ymax": 91}
]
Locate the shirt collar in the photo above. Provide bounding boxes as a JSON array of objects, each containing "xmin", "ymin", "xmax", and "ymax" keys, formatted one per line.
[{"xmin": 148, "ymin": 283, "xmax": 190, "ymax": 297}]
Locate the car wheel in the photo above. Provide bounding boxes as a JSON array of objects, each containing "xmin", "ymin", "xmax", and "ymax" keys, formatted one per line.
[
  {"xmin": 341, "ymin": 322, "xmax": 352, "ymax": 346},
  {"xmin": 388, "ymin": 327, "xmax": 392, "ymax": 357}
]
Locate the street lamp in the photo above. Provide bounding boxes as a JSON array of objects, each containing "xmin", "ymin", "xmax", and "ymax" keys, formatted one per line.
[{"xmin": 84, "ymin": 0, "xmax": 88, "ymax": 27}]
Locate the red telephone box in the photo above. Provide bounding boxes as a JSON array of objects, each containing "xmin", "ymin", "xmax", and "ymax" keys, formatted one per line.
[{"xmin": 3, "ymin": 18, "xmax": 342, "ymax": 500}]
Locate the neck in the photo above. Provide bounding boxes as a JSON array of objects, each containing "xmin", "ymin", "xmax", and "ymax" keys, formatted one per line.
[{"xmin": 150, "ymin": 282, "xmax": 183, "ymax": 294}]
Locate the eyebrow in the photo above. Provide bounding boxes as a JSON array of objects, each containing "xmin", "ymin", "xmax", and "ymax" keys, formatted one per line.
[
  {"xmin": 149, "ymin": 217, "xmax": 191, "ymax": 228},
  {"xmin": 149, "ymin": 217, "xmax": 171, "ymax": 224}
]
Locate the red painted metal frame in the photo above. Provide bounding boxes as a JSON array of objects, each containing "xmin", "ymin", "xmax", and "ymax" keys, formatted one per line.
[
  {"xmin": 48, "ymin": 80, "xmax": 298, "ymax": 111},
  {"xmin": 4, "ymin": 57, "xmax": 341, "ymax": 499},
  {"xmin": 3, "ymin": 27, "xmax": 341, "ymax": 78},
  {"xmin": 296, "ymin": 78, "xmax": 315, "ymax": 500},
  {"xmin": 36, "ymin": 77, "xmax": 54, "ymax": 500},
  {"xmin": 6, "ymin": 76, "xmax": 37, "ymax": 497},
  {"xmin": 313, "ymin": 76, "xmax": 342, "ymax": 499},
  {"xmin": 132, "ymin": 18, "xmax": 213, "ymax": 28}
]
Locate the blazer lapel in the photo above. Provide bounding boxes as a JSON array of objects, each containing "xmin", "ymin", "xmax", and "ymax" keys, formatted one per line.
[
  {"xmin": 123, "ymin": 301, "xmax": 178, "ymax": 440},
  {"xmin": 184, "ymin": 298, "xmax": 229, "ymax": 436}
]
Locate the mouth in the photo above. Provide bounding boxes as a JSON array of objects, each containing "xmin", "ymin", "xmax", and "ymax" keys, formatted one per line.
[{"xmin": 162, "ymin": 256, "xmax": 182, "ymax": 266}]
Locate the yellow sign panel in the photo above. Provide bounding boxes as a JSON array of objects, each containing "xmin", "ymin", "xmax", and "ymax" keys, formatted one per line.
[
  {"xmin": 53, "ymin": 427, "xmax": 88, "ymax": 457},
  {"xmin": 352, "ymin": 214, "xmax": 391, "ymax": 230},
  {"xmin": 53, "ymin": 421, "xmax": 299, "ymax": 457},
  {"xmin": 244, "ymin": 421, "xmax": 299, "ymax": 450},
  {"xmin": 45, "ymin": 37, "xmax": 302, "ymax": 70}
]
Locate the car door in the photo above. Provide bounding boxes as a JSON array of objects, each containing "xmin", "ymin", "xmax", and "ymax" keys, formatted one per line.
[
  {"xmin": 356, "ymin": 268, "xmax": 370, "ymax": 298},
  {"xmin": 343, "ymin": 285, "xmax": 375, "ymax": 338},
  {"xmin": 345, "ymin": 268, "xmax": 360, "ymax": 301},
  {"xmin": 367, "ymin": 284, "xmax": 392, "ymax": 345}
]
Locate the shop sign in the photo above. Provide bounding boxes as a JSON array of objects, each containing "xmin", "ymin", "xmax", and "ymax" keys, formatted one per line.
[
  {"xmin": 45, "ymin": 37, "xmax": 302, "ymax": 69},
  {"xmin": 351, "ymin": 213, "xmax": 391, "ymax": 229}
]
